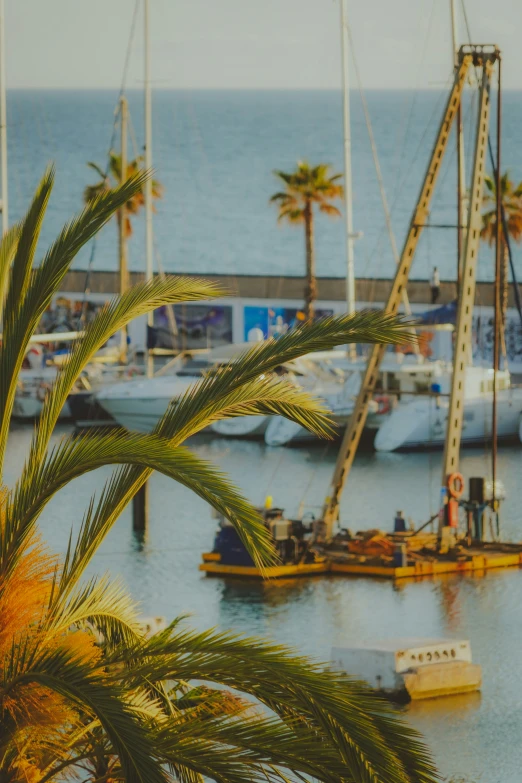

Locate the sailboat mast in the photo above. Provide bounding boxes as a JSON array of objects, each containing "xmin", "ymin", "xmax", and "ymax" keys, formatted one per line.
[
  {"xmin": 492, "ymin": 57, "xmax": 502, "ymax": 515},
  {"xmin": 144, "ymin": 0, "xmax": 154, "ymax": 377},
  {"xmin": 0, "ymin": 0, "xmax": 8, "ymax": 233},
  {"xmin": 340, "ymin": 0, "xmax": 356, "ymax": 360},
  {"xmin": 119, "ymin": 95, "xmax": 129, "ymax": 363}
]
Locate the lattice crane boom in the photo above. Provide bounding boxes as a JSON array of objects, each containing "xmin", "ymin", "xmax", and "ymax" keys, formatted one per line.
[{"xmin": 321, "ymin": 45, "xmax": 500, "ymax": 538}]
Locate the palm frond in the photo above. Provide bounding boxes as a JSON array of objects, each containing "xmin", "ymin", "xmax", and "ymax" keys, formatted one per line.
[
  {"xmin": 153, "ymin": 311, "xmax": 414, "ymax": 443},
  {"xmin": 27, "ymin": 275, "xmax": 225, "ymax": 468},
  {"xmin": 0, "ymin": 223, "xmax": 22, "ymax": 322},
  {"xmin": 11, "ymin": 645, "xmax": 167, "ymax": 783},
  {"xmin": 19, "ymin": 311, "xmax": 412, "ymax": 588},
  {"xmin": 35, "ymin": 434, "xmax": 276, "ymax": 586},
  {"xmin": 0, "ymin": 169, "xmax": 152, "ymax": 476},
  {"xmin": 45, "ymin": 573, "xmax": 143, "ymax": 650},
  {"xmin": 121, "ymin": 624, "xmax": 438, "ymax": 783}
]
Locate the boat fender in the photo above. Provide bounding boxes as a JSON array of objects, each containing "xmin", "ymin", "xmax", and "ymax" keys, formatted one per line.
[
  {"xmin": 374, "ymin": 395, "xmax": 391, "ymax": 415},
  {"xmin": 447, "ymin": 472, "xmax": 465, "ymax": 499},
  {"xmin": 36, "ymin": 381, "xmax": 51, "ymax": 402}
]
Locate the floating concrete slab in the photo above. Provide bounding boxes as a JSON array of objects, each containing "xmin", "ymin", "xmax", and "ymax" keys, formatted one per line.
[{"xmin": 332, "ymin": 639, "xmax": 481, "ymax": 700}]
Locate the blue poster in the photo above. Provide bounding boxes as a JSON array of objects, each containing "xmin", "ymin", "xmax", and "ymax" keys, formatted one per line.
[{"xmin": 243, "ymin": 306, "xmax": 332, "ymax": 341}]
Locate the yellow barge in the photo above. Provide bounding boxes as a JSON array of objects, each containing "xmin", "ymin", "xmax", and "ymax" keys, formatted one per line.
[{"xmin": 200, "ymin": 541, "xmax": 522, "ymax": 581}]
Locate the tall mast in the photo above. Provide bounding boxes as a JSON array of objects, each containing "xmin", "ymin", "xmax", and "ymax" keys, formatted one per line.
[
  {"xmin": 0, "ymin": 0, "xmax": 8, "ymax": 232},
  {"xmin": 119, "ymin": 95, "xmax": 129, "ymax": 363},
  {"xmin": 340, "ymin": 0, "xmax": 356, "ymax": 360},
  {"xmin": 450, "ymin": 0, "xmax": 466, "ymax": 283},
  {"xmin": 144, "ymin": 0, "xmax": 154, "ymax": 377}
]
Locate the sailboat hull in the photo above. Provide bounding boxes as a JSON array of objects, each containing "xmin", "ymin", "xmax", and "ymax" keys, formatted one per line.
[{"xmin": 375, "ymin": 390, "xmax": 522, "ymax": 452}]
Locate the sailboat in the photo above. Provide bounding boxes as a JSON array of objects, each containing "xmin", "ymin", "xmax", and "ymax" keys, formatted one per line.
[{"xmin": 374, "ymin": 364, "xmax": 522, "ymax": 451}]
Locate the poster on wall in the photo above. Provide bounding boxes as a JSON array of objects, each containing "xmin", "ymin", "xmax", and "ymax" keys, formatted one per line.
[
  {"xmin": 152, "ymin": 304, "xmax": 233, "ymax": 350},
  {"xmin": 243, "ymin": 306, "xmax": 334, "ymax": 341},
  {"xmin": 40, "ymin": 297, "xmax": 107, "ymax": 333}
]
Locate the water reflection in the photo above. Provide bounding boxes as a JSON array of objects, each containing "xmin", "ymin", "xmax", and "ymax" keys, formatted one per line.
[{"xmin": 8, "ymin": 423, "xmax": 522, "ymax": 782}]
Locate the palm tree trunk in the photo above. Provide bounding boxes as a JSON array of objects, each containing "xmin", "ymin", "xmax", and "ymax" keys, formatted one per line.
[
  {"xmin": 499, "ymin": 241, "xmax": 508, "ymax": 360},
  {"xmin": 304, "ymin": 201, "xmax": 316, "ymax": 322}
]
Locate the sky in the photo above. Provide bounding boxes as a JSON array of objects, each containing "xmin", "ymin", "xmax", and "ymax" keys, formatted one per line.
[{"xmin": 7, "ymin": 0, "xmax": 522, "ymax": 90}]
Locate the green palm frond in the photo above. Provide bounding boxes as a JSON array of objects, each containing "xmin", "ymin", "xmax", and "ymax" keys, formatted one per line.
[
  {"xmin": 41, "ymin": 435, "xmax": 276, "ymax": 583},
  {"xmin": 13, "ymin": 645, "xmax": 166, "ymax": 783},
  {"xmin": 481, "ymin": 170, "xmax": 522, "ymax": 245},
  {"xmin": 45, "ymin": 573, "xmax": 143, "ymax": 649},
  {"xmin": 153, "ymin": 311, "xmax": 413, "ymax": 442},
  {"xmin": 0, "ymin": 168, "xmax": 151, "ymax": 475},
  {"xmin": 9, "ymin": 379, "xmax": 331, "ymax": 564},
  {"xmin": 121, "ymin": 624, "xmax": 437, "ymax": 783},
  {"xmin": 0, "ymin": 223, "xmax": 21, "ymax": 314},
  {"xmin": 0, "ymin": 170, "xmax": 437, "ymax": 783},
  {"xmin": 27, "ymin": 275, "xmax": 225, "ymax": 466},
  {"xmin": 3, "ymin": 167, "xmax": 54, "ymax": 315}
]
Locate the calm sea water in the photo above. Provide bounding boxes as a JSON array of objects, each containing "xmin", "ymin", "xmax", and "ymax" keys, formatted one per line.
[
  {"xmin": 6, "ymin": 422, "xmax": 522, "ymax": 783},
  {"xmin": 8, "ymin": 88, "xmax": 522, "ymax": 283},
  {"xmin": 8, "ymin": 89, "xmax": 522, "ymax": 781}
]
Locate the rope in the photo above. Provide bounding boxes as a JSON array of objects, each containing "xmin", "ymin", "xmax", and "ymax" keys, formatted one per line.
[
  {"xmin": 459, "ymin": 0, "xmax": 522, "ymax": 327},
  {"xmin": 81, "ymin": 0, "xmax": 141, "ymax": 316}
]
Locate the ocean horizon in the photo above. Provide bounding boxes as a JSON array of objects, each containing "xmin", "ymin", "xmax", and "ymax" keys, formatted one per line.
[{"xmin": 8, "ymin": 87, "xmax": 518, "ymax": 282}]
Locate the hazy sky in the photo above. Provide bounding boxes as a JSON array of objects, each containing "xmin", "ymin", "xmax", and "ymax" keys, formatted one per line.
[{"xmin": 8, "ymin": 0, "xmax": 522, "ymax": 90}]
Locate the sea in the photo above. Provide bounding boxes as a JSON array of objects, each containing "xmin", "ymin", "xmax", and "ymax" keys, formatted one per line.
[
  {"xmin": 8, "ymin": 87, "xmax": 521, "ymax": 283},
  {"xmin": 7, "ymin": 89, "xmax": 522, "ymax": 783}
]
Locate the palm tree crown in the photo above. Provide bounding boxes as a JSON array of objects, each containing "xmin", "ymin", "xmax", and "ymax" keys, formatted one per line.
[
  {"xmin": 481, "ymin": 171, "xmax": 522, "ymax": 246},
  {"xmin": 481, "ymin": 171, "xmax": 522, "ymax": 353},
  {"xmin": 84, "ymin": 151, "xmax": 163, "ymax": 237},
  {"xmin": 0, "ymin": 167, "xmax": 437, "ymax": 783},
  {"xmin": 271, "ymin": 161, "xmax": 343, "ymax": 322}
]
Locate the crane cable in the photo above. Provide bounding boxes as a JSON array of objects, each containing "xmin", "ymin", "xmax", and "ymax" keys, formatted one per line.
[
  {"xmin": 346, "ymin": 23, "xmax": 420, "ymax": 362},
  {"xmin": 459, "ymin": 0, "xmax": 522, "ymax": 329}
]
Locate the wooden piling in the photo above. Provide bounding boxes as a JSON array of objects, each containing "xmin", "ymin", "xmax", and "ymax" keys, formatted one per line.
[{"xmin": 132, "ymin": 482, "xmax": 149, "ymax": 535}]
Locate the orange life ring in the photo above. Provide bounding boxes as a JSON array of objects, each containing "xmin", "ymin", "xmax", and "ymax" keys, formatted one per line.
[
  {"xmin": 447, "ymin": 472, "xmax": 465, "ymax": 499},
  {"xmin": 374, "ymin": 394, "xmax": 391, "ymax": 415}
]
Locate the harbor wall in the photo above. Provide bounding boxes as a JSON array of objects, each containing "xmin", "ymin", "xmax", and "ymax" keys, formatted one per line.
[
  {"xmin": 60, "ymin": 271, "xmax": 511, "ymax": 307},
  {"xmin": 54, "ymin": 271, "xmax": 522, "ymax": 371}
]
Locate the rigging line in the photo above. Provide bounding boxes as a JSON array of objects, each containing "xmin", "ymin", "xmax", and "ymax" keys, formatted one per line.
[
  {"xmin": 390, "ymin": 0, "xmax": 439, "ymax": 205},
  {"xmin": 459, "ymin": 0, "xmax": 522, "ymax": 327},
  {"xmin": 347, "ymin": 24, "xmax": 416, "ymax": 325},
  {"xmin": 154, "ymin": 242, "xmax": 180, "ymax": 347},
  {"xmin": 346, "ymin": 26, "xmax": 399, "ymax": 266},
  {"xmin": 365, "ymin": 74, "xmax": 453, "ymax": 275},
  {"xmin": 82, "ymin": 0, "xmax": 141, "ymax": 313}
]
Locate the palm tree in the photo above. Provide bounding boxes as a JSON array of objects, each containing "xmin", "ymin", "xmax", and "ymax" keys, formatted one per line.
[
  {"xmin": 271, "ymin": 161, "xmax": 343, "ymax": 322},
  {"xmin": 84, "ymin": 151, "xmax": 163, "ymax": 239},
  {"xmin": 481, "ymin": 172, "xmax": 522, "ymax": 351},
  {"xmin": 0, "ymin": 167, "xmax": 437, "ymax": 783}
]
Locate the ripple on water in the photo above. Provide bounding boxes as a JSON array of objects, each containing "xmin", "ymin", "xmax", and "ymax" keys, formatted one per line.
[{"xmin": 8, "ymin": 423, "xmax": 522, "ymax": 782}]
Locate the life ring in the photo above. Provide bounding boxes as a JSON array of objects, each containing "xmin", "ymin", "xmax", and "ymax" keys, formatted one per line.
[
  {"xmin": 374, "ymin": 394, "xmax": 391, "ymax": 415},
  {"xmin": 447, "ymin": 472, "xmax": 465, "ymax": 499},
  {"xmin": 36, "ymin": 381, "xmax": 51, "ymax": 402}
]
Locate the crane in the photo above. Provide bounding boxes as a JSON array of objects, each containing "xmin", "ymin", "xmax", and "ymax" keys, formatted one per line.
[{"xmin": 320, "ymin": 45, "xmax": 500, "ymax": 541}]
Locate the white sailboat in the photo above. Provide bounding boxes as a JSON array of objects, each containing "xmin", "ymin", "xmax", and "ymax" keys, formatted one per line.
[
  {"xmin": 264, "ymin": 353, "xmax": 450, "ymax": 446},
  {"xmin": 374, "ymin": 366, "xmax": 522, "ymax": 451},
  {"xmin": 96, "ymin": 345, "xmax": 329, "ymax": 434}
]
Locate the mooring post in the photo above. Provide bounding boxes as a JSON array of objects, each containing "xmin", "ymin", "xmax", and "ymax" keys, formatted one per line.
[{"xmin": 132, "ymin": 482, "xmax": 149, "ymax": 535}]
